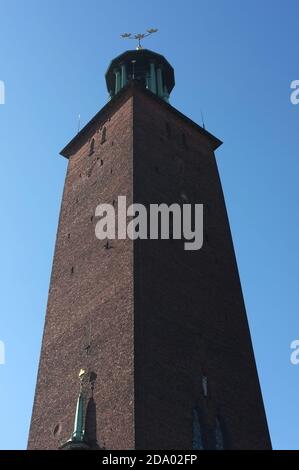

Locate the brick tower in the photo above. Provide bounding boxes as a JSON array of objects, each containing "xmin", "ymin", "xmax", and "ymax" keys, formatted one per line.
[{"xmin": 28, "ymin": 48, "xmax": 271, "ymax": 450}]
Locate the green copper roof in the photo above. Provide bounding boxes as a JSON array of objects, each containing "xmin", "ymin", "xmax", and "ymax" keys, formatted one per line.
[
  {"xmin": 71, "ymin": 391, "xmax": 85, "ymax": 442},
  {"xmin": 105, "ymin": 49, "xmax": 175, "ymax": 102}
]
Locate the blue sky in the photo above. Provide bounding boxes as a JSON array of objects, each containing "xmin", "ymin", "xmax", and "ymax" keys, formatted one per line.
[{"xmin": 0, "ymin": 0, "xmax": 298, "ymax": 450}]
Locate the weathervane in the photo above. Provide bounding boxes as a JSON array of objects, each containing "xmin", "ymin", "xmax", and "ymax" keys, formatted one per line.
[{"xmin": 121, "ymin": 28, "xmax": 158, "ymax": 50}]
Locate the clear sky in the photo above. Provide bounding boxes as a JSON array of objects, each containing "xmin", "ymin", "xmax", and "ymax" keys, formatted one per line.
[{"xmin": 0, "ymin": 0, "xmax": 298, "ymax": 450}]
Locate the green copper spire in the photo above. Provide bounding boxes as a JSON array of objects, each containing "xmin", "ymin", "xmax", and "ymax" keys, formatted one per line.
[
  {"xmin": 60, "ymin": 369, "xmax": 89, "ymax": 449},
  {"xmin": 71, "ymin": 369, "xmax": 85, "ymax": 442},
  {"xmin": 105, "ymin": 49, "xmax": 175, "ymax": 102}
]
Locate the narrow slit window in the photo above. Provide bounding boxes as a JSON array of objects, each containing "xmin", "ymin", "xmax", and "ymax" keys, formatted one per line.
[
  {"xmin": 101, "ymin": 127, "xmax": 107, "ymax": 144},
  {"xmin": 89, "ymin": 138, "xmax": 95, "ymax": 156},
  {"xmin": 202, "ymin": 376, "xmax": 208, "ymax": 397}
]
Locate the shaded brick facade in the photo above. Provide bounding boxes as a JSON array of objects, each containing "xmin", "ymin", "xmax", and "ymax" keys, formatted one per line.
[{"xmin": 28, "ymin": 82, "xmax": 271, "ymax": 449}]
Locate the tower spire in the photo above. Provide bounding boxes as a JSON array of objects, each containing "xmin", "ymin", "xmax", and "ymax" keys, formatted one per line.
[
  {"xmin": 60, "ymin": 369, "xmax": 90, "ymax": 450},
  {"xmin": 71, "ymin": 369, "xmax": 85, "ymax": 442}
]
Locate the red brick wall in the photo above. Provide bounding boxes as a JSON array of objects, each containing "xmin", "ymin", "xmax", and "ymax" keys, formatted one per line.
[
  {"xmin": 28, "ymin": 84, "xmax": 271, "ymax": 450},
  {"xmin": 28, "ymin": 94, "xmax": 135, "ymax": 450},
  {"xmin": 132, "ymin": 89, "xmax": 271, "ymax": 449}
]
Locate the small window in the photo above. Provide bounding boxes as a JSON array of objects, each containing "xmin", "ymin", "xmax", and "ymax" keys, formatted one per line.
[
  {"xmin": 89, "ymin": 138, "xmax": 95, "ymax": 156},
  {"xmin": 101, "ymin": 127, "xmax": 107, "ymax": 144},
  {"xmin": 202, "ymin": 376, "xmax": 208, "ymax": 397},
  {"xmin": 192, "ymin": 407, "xmax": 204, "ymax": 450}
]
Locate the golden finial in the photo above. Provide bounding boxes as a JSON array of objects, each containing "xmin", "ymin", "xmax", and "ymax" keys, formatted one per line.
[{"xmin": 78, "ymin": 369, "xmax": 85, "ymax": 391}]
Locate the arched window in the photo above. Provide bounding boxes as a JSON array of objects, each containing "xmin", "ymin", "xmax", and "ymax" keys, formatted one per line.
[
  {"xmin": 215, "ymin": 417, "xmax": 225, "ymax": 450},
  {"xmin": 192, "ymin": 407, "xmax": 204, "ymax": 450},
  {"xmin": 89, "ymin": 138, "xmax": 95, "ymax": 156}
]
